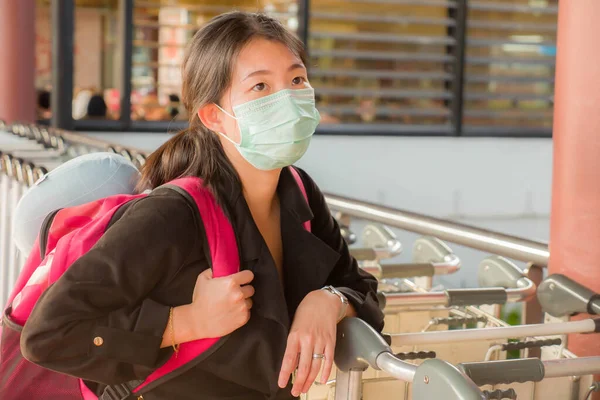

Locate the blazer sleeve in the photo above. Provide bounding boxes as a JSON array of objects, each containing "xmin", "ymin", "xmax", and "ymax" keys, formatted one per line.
[
  {"xmin": 20, "ymin": 188, "xmax": 201, "ymax": 385},
  {"xmin": 296, "ymin": 168, "xmax": 385, "ymax": 332}
]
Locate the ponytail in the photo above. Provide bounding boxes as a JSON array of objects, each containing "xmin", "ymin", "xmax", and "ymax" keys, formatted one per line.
[{"xmin": 136, "ymin": 119, "xmax": 239, "ymax": 197}]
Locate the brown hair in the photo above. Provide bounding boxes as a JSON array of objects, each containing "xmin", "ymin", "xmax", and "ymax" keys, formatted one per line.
[{"xmin": 137, "ymin": 12, "xmax": 307, "ymax": 195}]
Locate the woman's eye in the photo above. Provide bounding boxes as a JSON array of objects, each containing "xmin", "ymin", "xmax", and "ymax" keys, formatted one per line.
[
  {"xmin": 252, "ymin": 82, "xmax": 266, "ymax": 92},
  {"xmin": 292, "ymin": 76, "xmax": 306, "ymax": 85}
]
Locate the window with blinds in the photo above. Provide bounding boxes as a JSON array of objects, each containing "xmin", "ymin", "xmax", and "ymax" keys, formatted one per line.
[
  {"xmin": 55, "ymin": 0, "xmax": 558, "ymax": 135},
  {"xmin": 309, "ymin": 0, "xmax": 459, "ymax": 134},
  {"xmin": 463, "ymin": 0, "xmax": 557, "ymax": 135}
]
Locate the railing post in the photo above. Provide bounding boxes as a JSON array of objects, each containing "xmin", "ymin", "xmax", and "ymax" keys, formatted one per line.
[
  {"xmin": 334, "ymin": 369, "xmax": 363, "ymax": 400},
  {"xmin": 523, "ymin": 263, "xmax": 545, "ymax": 359},
  {"xmin": 524, "ymin": 264, "xmax": 545, "ymax": 326}
]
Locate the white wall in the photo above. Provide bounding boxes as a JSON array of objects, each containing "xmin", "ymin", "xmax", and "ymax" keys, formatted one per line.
[{"xmin": 84, "ymin": 132, "xmax": 553, "ymax": 288}]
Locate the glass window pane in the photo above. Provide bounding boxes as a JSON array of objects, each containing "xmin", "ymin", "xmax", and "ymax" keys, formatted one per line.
[
  {"xmin": 69, "ymin": 1, "xmax": 121, "ymax": 120},
  {"xmin": 464, "ymin": 0, "xmax": 557, "ymax": 131},
  {"xmin": 310, "ymin": 0, "xmax": 455, "ymax": 128}
]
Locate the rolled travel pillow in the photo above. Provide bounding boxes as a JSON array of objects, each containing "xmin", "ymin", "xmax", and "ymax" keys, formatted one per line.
[{"xmin": 12, "ymin": 152, "xmax": 141, "ymax": 256}]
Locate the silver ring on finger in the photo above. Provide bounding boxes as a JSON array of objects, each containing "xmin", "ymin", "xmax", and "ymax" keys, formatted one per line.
[{"xmin": 312, "ymin": 353, "xmax": 326, "ymax": 360}]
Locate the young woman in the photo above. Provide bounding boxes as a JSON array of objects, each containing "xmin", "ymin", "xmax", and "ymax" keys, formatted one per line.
[{"xmin": 21, "ymin": 11, "xmax": 384, "ymax": 400}]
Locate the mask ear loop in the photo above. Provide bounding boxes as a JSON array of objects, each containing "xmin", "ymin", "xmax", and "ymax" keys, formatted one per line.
[
  {"xmin": 214, "ymin": 103, "xmax": 242, "ymax": 145},
  {"xmin": 214, "ymin": 103, "xmax": 237, "ymax": 120}
]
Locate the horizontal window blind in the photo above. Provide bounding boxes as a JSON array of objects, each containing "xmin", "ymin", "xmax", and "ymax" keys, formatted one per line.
[
  {"xmin": 309, "ymin": 0, "xmax": 458, "ymax": 133},
  {"xmin": 463, "ymin": 0, "xmax": 557, "ymax": 134}
]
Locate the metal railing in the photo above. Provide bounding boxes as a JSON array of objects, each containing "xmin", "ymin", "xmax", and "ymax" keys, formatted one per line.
[{"xmin": 326, "ymin": 194, "xmax": 549, "ymax": 266}]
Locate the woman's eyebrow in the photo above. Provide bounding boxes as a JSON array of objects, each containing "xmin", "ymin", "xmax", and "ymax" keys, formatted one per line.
[
  {"xmin": 242, "ymin": 69, "xmax": 271, "ymax": 82},
  {"xmin": 288, "ymin": 63, "xmax": 305, "ymax": 71},
  {"xmin": 242, "ymin": 63, "xmax": 306, "ymax": 82}
]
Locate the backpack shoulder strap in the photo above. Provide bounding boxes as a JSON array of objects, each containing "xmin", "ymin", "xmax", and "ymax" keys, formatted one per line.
[
  {"xmin": 289, "ymin": 166, "xmax": 311, "ymax": 232},
  {"xmin": 166, "ymin": 177, "xmax": 239, "ymax": 278}
]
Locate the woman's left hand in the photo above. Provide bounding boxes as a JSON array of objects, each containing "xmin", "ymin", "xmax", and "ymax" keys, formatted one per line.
[{"xmin": 278, "ymin": 289, "xmax": 342, "ymax": 397}]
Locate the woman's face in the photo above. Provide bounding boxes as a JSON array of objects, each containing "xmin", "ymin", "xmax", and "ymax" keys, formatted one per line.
[{"xmin": 218, "ymin": 38, "xmax": 311, "ymax": 144}]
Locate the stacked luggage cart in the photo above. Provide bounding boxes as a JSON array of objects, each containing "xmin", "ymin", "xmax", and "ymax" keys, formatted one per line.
[{"xmin": 1, "ymin": 122, "xmax": 599, "ymax": 400}]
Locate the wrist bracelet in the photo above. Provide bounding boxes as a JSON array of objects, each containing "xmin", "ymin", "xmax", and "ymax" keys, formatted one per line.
[
  {"xmin": 321, "ymin": 286, "xmax": 349, "ymax": 322},
  {"xmin": 169, "ymin": 307, "xmax": 180, "ymax": 357}
]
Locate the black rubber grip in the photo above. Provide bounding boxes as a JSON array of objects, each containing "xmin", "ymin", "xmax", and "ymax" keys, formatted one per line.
[
  {"xmin": 446, "ymin": 288, "xmax": 508, "ymax": 307},
  {"xmin": 483, "ymin": 389, "xmax": 517, "ymax": 400},
  {"xmin": 431, "ymin": 316, "xmax": 488, "ymax": 327},
  {"xmin": 380, "ymin": 263, "xmax": 435, "ymax": 279},
  {"xmin": 350, "ymin": 247, "xmax": 377, "ymax": 261},
  {"xmin": 458, "ymin": 359, "xmax": 545, "ymax": 386},
  {"xmin": 502, "ymin": 338, "xmax": 561, "ymax": 352},
  {"xmin": 395, "ymin": 351, "xmax": 436, "ymax": 361}
]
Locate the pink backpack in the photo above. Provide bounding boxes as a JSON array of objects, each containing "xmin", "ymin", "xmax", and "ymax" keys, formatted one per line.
[{"xmin": 0, "ymin": 168, "xmax": 309, "ymax": 400}]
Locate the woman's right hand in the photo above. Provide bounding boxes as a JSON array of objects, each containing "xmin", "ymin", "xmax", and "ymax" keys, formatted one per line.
[{"xmin": 188, "ymin": 268, "xmax": 255, "ymax": 339}]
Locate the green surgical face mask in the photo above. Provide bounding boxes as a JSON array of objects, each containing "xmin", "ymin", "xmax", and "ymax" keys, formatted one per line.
[{"xmin": 215, "ymin": 88, "xmax": 320, "ymax": 171}]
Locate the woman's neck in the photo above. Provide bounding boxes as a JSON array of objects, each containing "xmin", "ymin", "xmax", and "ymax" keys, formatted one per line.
[{"xmin": 238, "ymin": 166, "xmax": 281, "ymax": 216}]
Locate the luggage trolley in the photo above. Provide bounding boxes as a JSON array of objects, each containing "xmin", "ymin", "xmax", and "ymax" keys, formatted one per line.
[
  {"xmin": 351, "ymin": 225, "xmax": 467, "ymax": 337},
  {"xmin": 327, "ymin": 317, "xmax": 600, "ymax": 400},
  {"xmin": 316, "ymin": 273, "xmax": 600, "ymax": 400},
  {"xmin": 305, "ymin": 257, "xmax": 538, "ymax": 399},
  {"xmin": 0, "ymin": 127, "xmax": 61, "ymax": 308}
]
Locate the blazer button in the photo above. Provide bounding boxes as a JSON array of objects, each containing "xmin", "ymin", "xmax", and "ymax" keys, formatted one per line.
[{"xmin": 93, "ymin": 337, "xmax": 104, "ymax": 347}]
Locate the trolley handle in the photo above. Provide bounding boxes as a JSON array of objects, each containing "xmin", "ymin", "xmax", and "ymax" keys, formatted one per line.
[
  {"xmin": 350, "ymin": 224, "xmax": 403, "ymax": 262},
  {"xmin": 380, "ymin": 275, "xmax": 535, "ymax": 309},
  {"xmin": 446, "ymin": 275, "xmax": 536, "ymax": 307},
  {"xmin": 351, "ymin": 244, "xmax": 403, "ymax": 262},
  {"xmin": 458, "ymin": 358, "xmax": 545, "ymax": 386},
  {"xmin": 379, "ymin": 253, "xmax": 461, "ymax": 280},
  {"xmin": 538, "ymin": 274, "xmax": 600, "ymax": 318},
  {"xmin": 446, "ymin": 288, "xmax": 508, "ymax": 307},
  {"xmin": 379, "ymin": 263, "xmax": 435, "ymax": 279}
]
